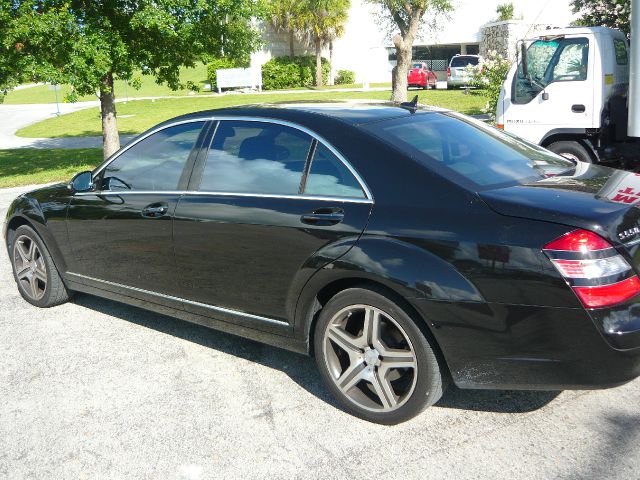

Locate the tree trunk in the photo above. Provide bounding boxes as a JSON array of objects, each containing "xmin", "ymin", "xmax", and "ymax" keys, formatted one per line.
[
  {"xmin": 315, "ymin": 37, "xmax": 323, "ymax": 87},
  {"xmin": 390, "ymin": 10, "xmax": 423, "ymax": 103},
  {"xmin": 391, "ymin": 42, "xmax": 411, "ymax": 102},
  {"xmin": 100, "ymin": 71, "xmax": 120, "ymax": 159},
  {"xmin": 329, "ymin": 40, "xmax": 335, "ymax": 86},
  {"xmin": 289, "ymin": 30, "xmax": 295, "ymax": 58}
]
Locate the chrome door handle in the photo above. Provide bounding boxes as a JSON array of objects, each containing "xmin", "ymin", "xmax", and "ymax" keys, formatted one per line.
[
  {"xmin": 300, "ymin": 208, "xmax": 345, "ymax": 226},
  {"xmin": 141, "ymin": 203, "xmax": 169, "ymax": 218}
]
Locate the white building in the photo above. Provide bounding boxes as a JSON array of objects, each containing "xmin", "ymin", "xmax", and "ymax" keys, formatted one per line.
[{"xmin": 253, "ymin": 0, "xmax": 579, "ymax": 83}]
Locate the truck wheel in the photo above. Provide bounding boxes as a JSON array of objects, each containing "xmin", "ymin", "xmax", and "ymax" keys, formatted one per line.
[{"xmin": 546, "ymin": 141, "xmax": 593, "ymax": 163}]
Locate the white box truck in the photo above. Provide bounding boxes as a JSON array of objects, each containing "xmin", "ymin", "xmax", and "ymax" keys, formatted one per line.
[{"xmin": 496, "ymin": 0, "xmax": 640, "ymax": 165}]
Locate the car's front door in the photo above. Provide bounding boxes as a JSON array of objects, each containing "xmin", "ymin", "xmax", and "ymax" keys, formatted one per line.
[
  {"xmin": 66, "ymin": 120, "xmax": 209, "ymax": 299},
  {"xmin": 172, "ymin": 119, "xmax": 373, "ymax": 330}
]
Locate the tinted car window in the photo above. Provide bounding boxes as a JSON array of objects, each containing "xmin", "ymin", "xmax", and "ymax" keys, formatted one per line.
[
  {"xmin": 450, "ymin": 56, "xmax": 479, "ymax": 68},
  {"xmin": 365, "ymin": 113, "xmax": 575, "ymax": 189},
  {"xmin": 200, "ymin": 121, "xmax": 312, "ymax": 194},
  {"xmin": 101, "ymin": 122, "xmax": 204, "ymax": 191},
  {"xmin": 304, "ymin": 143, "xmax": 365, "ymax": 198}
]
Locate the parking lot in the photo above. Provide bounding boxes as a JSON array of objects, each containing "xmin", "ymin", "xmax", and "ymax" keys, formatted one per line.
[{"xmin": 1, "ymin": 185, "xmax": 640, "ymax": 480}]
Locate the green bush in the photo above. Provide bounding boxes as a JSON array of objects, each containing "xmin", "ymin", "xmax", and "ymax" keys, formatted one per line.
[
  {"xmin": 467, "ymin": 50, "xmax": 512, "ymax": 121},
  {"xmin": 207, "ymin": 58, "xmax": 244, "ymax": 90},
  {"xmin": 335, "ymin": 69, "xmax": 356, "ymax": 85},
  {"xmin": 261, "ymin": 56, "xmax": 329, "ymax": 90}
]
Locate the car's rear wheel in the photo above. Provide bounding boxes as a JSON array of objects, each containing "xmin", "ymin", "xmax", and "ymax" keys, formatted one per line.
[
  {"xmin": 9, "ymin": 225, "xmax": 70, "ymax": 308},
  {"xmin": 314, "ymin": 287, "xmax": 445, "ymax": 424}
]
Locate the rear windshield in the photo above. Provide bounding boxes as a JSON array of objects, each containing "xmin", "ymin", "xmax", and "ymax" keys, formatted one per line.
[
  {"xmin": 364, "ymin": 113, "xmax": 575, "ymax": 190},
  {"xmin": 412, "ymin": 63, "xmax": 424, "ymax": 69},
  {"xmin": 450, "ymin": 56, "xmax": 479, "ymax": 67}
]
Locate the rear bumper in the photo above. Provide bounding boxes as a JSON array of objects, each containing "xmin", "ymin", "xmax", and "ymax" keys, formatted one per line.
[
  {"xmin": 447, "ymin": 78, "xmax": 469, "ymax": 87},
  {"xmin": 411, "ymin": 299, "xmax": 640, "ymax": 390}
]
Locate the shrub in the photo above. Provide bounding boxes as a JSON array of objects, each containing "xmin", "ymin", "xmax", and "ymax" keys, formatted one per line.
[
  {"xmin": 207, "ymin": 58, "xmax": 244, "ymax": 90},
  {"xmin": 261, "ymin": 56, "xmax": 329, "ymax": 90},
  {"xmin": 335, "ymin": 69, "xmax": 356, "ymax": 85},
  {"xmin": 466, "ymin": 50, "xmax": 512, "ymax": 121}
]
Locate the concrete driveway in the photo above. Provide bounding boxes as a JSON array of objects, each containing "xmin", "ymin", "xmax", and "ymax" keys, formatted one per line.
[{"xmin": 1, "ymin": 185, "xmax": 639, "ymax": 480}]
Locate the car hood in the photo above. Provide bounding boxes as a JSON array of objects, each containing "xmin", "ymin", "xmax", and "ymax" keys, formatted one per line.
[{"xmin": 479, "ymin": 163, "xmax": 640, "ymax": 247}]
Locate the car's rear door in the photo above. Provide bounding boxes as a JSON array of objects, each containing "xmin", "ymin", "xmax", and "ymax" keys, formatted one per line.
[
  {"xmin": 66, "ymin": 120, "xmax": 211, "ymax": 303},
  {"xmin": 172, "ymin": 119, "xmax": 373, "ymax": 331}
]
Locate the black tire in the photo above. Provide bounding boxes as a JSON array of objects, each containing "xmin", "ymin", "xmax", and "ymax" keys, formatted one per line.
[
  {"xmin": 313, "ymin": 287, "xmax": 445, "ymax": 424},
  {"xmin": 9, "ymin": 225, "xmax": 70, "ymax": 308},
  {"xmin": 546, "ymin": 140, "xmax": 593, "ymax": 163}
]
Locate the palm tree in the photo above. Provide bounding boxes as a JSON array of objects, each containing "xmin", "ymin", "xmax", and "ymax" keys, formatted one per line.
[
  {"xmin": 298, "ymin": 0, "xmax": 350, "ymax": 87},
  {"xmin": 267, "ymin": 0, "xmax": 300, "ymax": 58}
]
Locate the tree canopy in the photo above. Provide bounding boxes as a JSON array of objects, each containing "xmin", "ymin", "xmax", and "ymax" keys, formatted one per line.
[
  {"xmin": 0, "ymin": 0, "xmax": 262, "ymax": 157},
  {"xmin": 267, "ymin": 0, "xmax": 302, "ymax": 58},
  {"xmin": 571, "ymin": 0, "xmax": 631, "ymax": 37},
  {"xmin": 298, "ymin": 0, "xmax": 350, "ymax": 86},
  {"xmin": 496, "ymin": 2, "xmax": 515, "ymax": 21}
]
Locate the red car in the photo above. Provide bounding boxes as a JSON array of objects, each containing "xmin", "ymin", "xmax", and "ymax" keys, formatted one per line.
[{"xmin": 407, "ymin": 62, "xmax": 438, "ymax": 89}]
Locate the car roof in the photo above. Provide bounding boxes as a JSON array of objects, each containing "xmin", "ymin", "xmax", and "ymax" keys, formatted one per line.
[{"xmin": 157, "ymin": 100, "xmax": 450, "ymax": 128}]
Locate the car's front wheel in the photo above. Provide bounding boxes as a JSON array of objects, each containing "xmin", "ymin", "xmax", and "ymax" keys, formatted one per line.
[
  {"xmin": 314, "ymin": 287, "xmax": 445, "ymax": 424},
  {"xmin": 9, "ymin": 225, "xmax": 70, "ymax": 308}
]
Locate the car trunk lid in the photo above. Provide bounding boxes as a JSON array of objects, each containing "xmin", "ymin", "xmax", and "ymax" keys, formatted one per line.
[
  {"xmin": 408, "ymin": 69, "xmax": 424, "ymax": 82},
  {"xmin": 479, "ymin": 163, "xmax": 640, "ymax": 250}
]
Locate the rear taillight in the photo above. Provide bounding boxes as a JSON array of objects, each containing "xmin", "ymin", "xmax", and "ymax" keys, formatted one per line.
[
  {"xmin": 447, "ymin": 67, "xmax": 451, "ymax": 77},
  {"xmin": 543, "ymin": 229, "xmax": 640, "ymax": 308}
]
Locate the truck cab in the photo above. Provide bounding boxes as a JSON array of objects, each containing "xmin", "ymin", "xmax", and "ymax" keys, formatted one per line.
[{"xmin": 497, "ymin": 27, "xmax": 631, "ymax": 164}]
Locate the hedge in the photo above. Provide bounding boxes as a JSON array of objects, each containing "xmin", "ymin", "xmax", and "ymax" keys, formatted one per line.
[
  {"xmin": 261, "ymin": 56, "xmax": 330, "ymax": 90},
  {"xmin": 335, "ymin": 69, "xmax": 356, "ymax": 85}
]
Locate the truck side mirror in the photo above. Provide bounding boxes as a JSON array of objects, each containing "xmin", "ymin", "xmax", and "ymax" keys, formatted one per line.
[{"xmin": 520, "ymin": 42, "xmax": 528, "ymax": 77}]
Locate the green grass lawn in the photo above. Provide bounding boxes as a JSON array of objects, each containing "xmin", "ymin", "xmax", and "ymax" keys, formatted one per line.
[
  {"xmin": 3, "ymin": 62, "xmax": 392, "ymax": 105},
  {"xmin": 17, "ymin": 89, "xmax": 485, "ymax": 138},
  {"xmin": 3, "ymin": 64, "xmax": 212, "ymax": 104},
  {"xmin": 0, "ymin": 149, "xmax": 102, "ymax": 188}
]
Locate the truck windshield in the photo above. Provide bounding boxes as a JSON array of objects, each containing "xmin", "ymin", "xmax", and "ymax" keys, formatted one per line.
[
  {"xmin": 513, "ymin": 37, "xmax": 589, "ymax": 104},
  {"xmin": 364, "ymin": 112, "xmax": 576, "ymax": 190}
]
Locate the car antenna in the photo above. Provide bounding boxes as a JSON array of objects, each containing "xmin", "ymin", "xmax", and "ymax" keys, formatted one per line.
[{"xmin": 400, "ymin": 95, "xmax": 419, "ymax": 113}]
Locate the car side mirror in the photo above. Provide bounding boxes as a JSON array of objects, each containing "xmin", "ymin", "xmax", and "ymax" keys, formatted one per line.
[{"xmin": 69, "ymin": 171, "xmax": 93, "ymax": 193}]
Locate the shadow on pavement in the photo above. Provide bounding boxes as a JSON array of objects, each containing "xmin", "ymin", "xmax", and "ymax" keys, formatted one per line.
[
  {"xmin": 71, "ymin": 292, "xmax": 339, "ymax": 407},
  {"xmin": 436, "ymin": 386, "xmax": 560, "ymax": 413},
  {"xmin": 73, "ymin": 292, "xmax": 561, "ymax": 415}
]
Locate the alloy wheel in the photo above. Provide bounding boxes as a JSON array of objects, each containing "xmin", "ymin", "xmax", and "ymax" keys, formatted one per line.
[
  {"xmin": 13, "ymin": 234, "xmax": 47, "ymax": 301},
  {"xmin": 322, "ymin": 304, "xmax": 418, "ymax": 412}
]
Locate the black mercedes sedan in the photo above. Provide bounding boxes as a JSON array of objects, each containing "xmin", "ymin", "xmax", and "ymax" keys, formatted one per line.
[{"xmin": 5, "ymin": 102, "xmax": 640, "ymax": 424}]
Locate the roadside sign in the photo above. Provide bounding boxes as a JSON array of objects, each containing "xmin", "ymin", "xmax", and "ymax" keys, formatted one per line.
[{"xmin": 216, "ymin": 67, "xmax": 262, "ymax": 93}]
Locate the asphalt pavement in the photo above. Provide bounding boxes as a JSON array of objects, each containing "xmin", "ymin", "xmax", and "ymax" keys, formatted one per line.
[{"xmin": 1, "ymin": 185, "xmax": 639, "ymax": 479}]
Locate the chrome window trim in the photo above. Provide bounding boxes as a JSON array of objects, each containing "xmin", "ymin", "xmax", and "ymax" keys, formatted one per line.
[
  {"xmin": 89, "ymin": 115, "xmax": 373, "ymax": 202},
  {"xmin": 67, "ymin": 272, "xmax": 290, "ymax": 327},
  {"xmin": 208, "ymin": 117, "xmax": 373, "ymax": 200},
  {"xmin": 92, "ymin": 118, "xmax": 212, "ymax": 178},
  {"xmin": 74, "ymin": 190, "xmax": 373, "ymax": 204}
]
